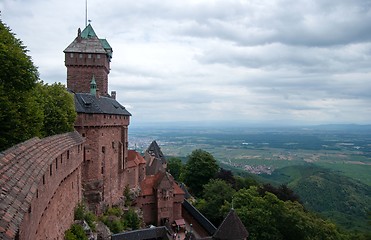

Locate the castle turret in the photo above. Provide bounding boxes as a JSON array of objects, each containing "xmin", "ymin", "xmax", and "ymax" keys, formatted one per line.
[
  {"xmin": 64, "ymin": 24, "xmax": 112, "ymax": 95},
  {"xmin": 90, "ymin": 75, "xmax": 97, "ymax": 96}
]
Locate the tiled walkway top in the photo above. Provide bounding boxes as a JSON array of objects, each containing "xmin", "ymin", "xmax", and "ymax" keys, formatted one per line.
[{"xmin": 0, "ymin": 131, "xmax": 84, "ymax": 240}]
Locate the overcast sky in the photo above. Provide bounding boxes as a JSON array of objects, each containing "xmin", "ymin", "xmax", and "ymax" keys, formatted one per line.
[{"xmin": 1, "ymin": 0, "xmax": 371, "ymax": 127}]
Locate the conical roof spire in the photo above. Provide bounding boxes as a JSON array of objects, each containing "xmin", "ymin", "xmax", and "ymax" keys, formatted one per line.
[{"xmin": 213, "ymin": 209, "xmax": 249, "ymax": 240}]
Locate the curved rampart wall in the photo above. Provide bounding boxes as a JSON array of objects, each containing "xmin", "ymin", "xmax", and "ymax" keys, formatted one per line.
[{"xmin": 0, "ymin": 132, "xmax": 84, "ymax": 240}]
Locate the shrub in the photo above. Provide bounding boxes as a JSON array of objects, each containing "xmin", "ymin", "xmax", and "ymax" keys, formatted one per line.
[
  {"xmin": 74, "ymin": 203, "xmax": 96, "ymax": 231},
  {"xmin": 64, "ymin": 224, "xmax": 87, "ymax": 240}
]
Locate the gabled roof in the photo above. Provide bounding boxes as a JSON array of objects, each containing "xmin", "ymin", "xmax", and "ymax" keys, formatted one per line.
[
  {"xmin": 146, "ymin": 156, "xmax": 165, "ymax": 176},
  {"xmin": 212, "ymin": 209, "xmax": 248, "ymax": 240},
  {"xmin": 145, "ymin": 141, "xmax": 167, "ymax": 175},
  {"xmin": 139, "ymin": 172, "xmax": 184, "ymax": 197},
  {"xmin": 146, "ymin": 141, "xmax": 166, "ymax": 164},
  {"xmin": 127, "ymin": 150, "xmax": 146, "ymax": 168},
  {"xmin": 74, "ymin": 93, "xmax": 131, "ymax": 116}
]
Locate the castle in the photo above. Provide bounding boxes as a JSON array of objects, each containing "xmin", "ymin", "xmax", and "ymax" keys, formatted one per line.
[
  {"xmin": 0, "ymin": 24, "xmax": 247, "ymax": 240},
  {"xmin": 0, "ymin": 23, "xmax": 183, "ymax": 239}
]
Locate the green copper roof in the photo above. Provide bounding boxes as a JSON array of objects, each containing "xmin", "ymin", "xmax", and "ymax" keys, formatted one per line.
[
  {"xmin": 100, "ymin": 39, "xmax": 112, "ymax": 58},
  {"xmin": 81, "ymin": 24, "xmax": 97, "ymax": 38},
  {"xmin": 64, "ymin": 24, "xmax": 112, "ymax": 60}
]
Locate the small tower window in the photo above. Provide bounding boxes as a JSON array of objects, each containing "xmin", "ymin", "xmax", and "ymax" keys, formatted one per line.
[
  {"xmin": 97, "ymin": 54, "xmax": 101, "ymax": 59},
  {"xmin": 88, "ymin": 54, "xmax": 92, "ymax": 58},
  {"xmin": 79, "ymin": 54, "xmax": 83, "ymax": 58},
  {"xmin": 70, "ymin": 53, "xmax": 74, "ymax": 58}
]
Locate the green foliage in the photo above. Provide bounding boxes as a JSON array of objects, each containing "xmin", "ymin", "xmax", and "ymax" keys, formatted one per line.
[
  {"xmin": 123, "ymin": 185, "xmax": 132, "ymax": 207},
  {"xmin": 35, "ymin": 82, "xmax": 76, "ymax": 136},
  {"xmin": 183, "ymin": 149, "xmax": 219, "ymax": 197},
  {"xmin": 230, "ymin": 186, "xmax": 350, "ymax": 240},
  {"xmin": 64, "ymin": 224, "xmax": 88, "ymax": 240},
  {"xmin": 197, "ymin": 179, "xmax": 235, "ymax": 226},
  {"xmin": 74, "ymin": 203, "xmax": 96, "ymax": 231},
  {"xmin": 0, "ymin": 20, "xmax": 76, "ymax": 151},
  {"xmin": 101, "ymin": 215, "xmax": 126, "ymax": 234},
  {"xmin": 263, "ymin": 165, "xmax": 371, "ymax": 232},
  {"xmin": 234, "ymin": 175, "xmax": 259, "ymax": 190},
  {"xmin": 123, "ymin": 208, "xmax": 140, "ymax": 230},
  {"xmin": 101, "ymin": 207, "xmax": 141, "ymax": 233},
  {"xmin": 167, "ymin": 157, "xmax": 184, "ymax": 181},
  {"xmin": 0, "ymin": 20, "xmax": 43, "ymax": 150},
  {"xmin": 105, "ymin": 206, "xmax": 123, "ymax": 217},
  {"xmin": 0, "ymin": 20, "xmax": 38, "ymax": 92}
]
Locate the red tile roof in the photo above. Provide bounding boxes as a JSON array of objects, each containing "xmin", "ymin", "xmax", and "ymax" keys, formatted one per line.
[
  {"xmin": 139, "ymin": 172, "xmax": 185, "ymax": 197},
  {"xmin": 0, "ymin": 132, "xmax": 84, "ymax": 240},
  {"xmin": 127, "ymin": 150, "xmax": 146, "ymax": 168}
]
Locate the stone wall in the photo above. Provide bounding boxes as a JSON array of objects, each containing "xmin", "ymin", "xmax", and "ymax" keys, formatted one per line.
[
  {"xmin": 65, "ymin": 52, "xmax": 110, "ymax": 95},
  {"xmin": 75, "ymin": 113, "xmax": 130, "ymax": 212},
  {"xmin": 0, "ymin": 132, "xmax": 84, "ymax": 240}
]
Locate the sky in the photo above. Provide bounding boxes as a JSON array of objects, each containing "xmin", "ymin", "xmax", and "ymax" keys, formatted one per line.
[{"xmin": 1, "ymin": 0, "xmax": 371, "ymax": 127}]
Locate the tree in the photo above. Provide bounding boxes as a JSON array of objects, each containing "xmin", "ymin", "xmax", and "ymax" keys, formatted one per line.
[
  {"xmin": 215, "ymin": 168, "xmax": 236, "ymax": 187},
  {"xmin": 197, "ymin": 179, "xmax": 235, "ymax": 226},
  {"xmin": 0, "ymin": 19, "xmax": 76, "ymax": 151},
  {"xmin": 228, "ymin": 186, "xmax": 350, "ymax": 240},
  {"xmin": 0, "ymin": 19, "xmax": 43, "ymax": 150},
  {"xmin": 36, "ymin": 82, "xmax": 76, "ymax": 136},
  {"xmin": 183, "ymin": 149, "xmax": 219, "ymax": 197},
  {"xmin": 258, "ymin": 184, "xmax": 301, "ymax": 203},
  {"xmin": 234, "ymin": 176, "xmax": 259, "ymax": 191},
  {"xmin": 167, "ymin": 157, "xmax": 183, "ymax": 181}
]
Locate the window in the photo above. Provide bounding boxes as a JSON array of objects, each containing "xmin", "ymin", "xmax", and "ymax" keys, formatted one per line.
[
  {"xmin": 83, "ymin": 147, "xmax": 86, "ymax": 162},
  {"xmin": 50, "ymin": 164, "xmax": 53, "ymax": 176},
  {"xmin": 102, "ymin": 146, "xmax": 105, "ymax": 153},
  {"xmin": 88, "ymin": 54, "xmax": 92, "ymax": 58},
  {"xmin": 43, "ymin": 175, "xmax": 45, "ymax": 185},
  {"xmin": 70, "ymin": 53, "xmax": 74, "ymax": 58},
  {"xmin": 67, "ymin": 150, "xmax": 70, "ymax": 159},
  {"xmin": 55, "ymin": 158, "xmax": 58, "ymax": 169},
  {"xmin": 118, "ymin": 142, "xmax": 123, "ymax": 170},
  {"xmin": 97, "ymin": 54, "xmax": 101, "ymax": 59},
  {"xmin": 79, "ymin": 54, "xmax": 83, "ymax": 58}
]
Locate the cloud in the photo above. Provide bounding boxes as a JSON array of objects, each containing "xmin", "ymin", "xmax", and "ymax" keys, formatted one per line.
[{"xmin": 1, "ymin": 0, "xmax": 371, "ymax": 125}]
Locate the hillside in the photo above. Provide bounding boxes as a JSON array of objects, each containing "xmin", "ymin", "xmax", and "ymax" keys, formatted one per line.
[{"xmin": 261, "ymin": 165, "xmax": 371, "ymax": 231}]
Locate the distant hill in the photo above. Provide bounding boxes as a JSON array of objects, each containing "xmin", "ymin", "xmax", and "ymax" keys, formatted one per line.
[{"xmin": 260, "ymin": 165, "xmax": 371, "ymax": 232}]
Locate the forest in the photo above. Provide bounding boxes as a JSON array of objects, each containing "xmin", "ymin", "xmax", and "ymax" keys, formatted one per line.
[{"xmin": 168, "ymin": 150, "xmax": 371, "ymax": 239}]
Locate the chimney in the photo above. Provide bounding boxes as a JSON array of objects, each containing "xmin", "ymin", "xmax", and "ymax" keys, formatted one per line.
[
  {"xmin": 96, "ymin": 88, "xmax": 100, "ymax": 98},
  {"xmin": 77, "ymin": 28, "xmax": 82, "ymax": 42},
  {"xmin": 111, "ymin": 91, "xmax": 116, "ymax": 100}
]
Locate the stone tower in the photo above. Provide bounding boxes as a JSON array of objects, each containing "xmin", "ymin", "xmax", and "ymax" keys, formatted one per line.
[
  {"xmin": 64, "ymin": 24, "xmax": 112, "ymax": 95},
  {"xmin": 65, "ymin": 24, "xmax": 133, "ymax": 213}
]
